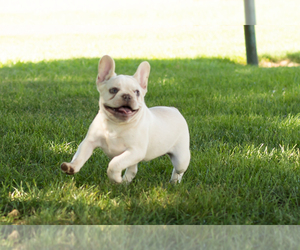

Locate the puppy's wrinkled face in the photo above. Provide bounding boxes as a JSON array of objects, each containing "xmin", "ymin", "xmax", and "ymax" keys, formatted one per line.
[
  {"xmin": 96, "ymin": 55, "xmax": 150, "ymax": 122},
  {"xmin": 98, "ymin": 75, "xmax": 144, "ymax": 121}
]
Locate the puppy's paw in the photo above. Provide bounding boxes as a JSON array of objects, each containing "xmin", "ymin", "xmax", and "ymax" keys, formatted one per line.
[
  {"xmin": 170, "ymin": 173, "xmax": 183, "ymax": 184},
  {"xmin": 122, "ymin": 173, "xmax": 135, "ymax": 185},
  {"xmin": 61, "ymin": 162, "xmax": 75, "ymax": 175},
  {"xmin": 107, "ymin": 168, "xmax": 123, "ymax": 184},
  {"xmin": 169, "ymin": 179, "xmax": 178, "ymax": 185},
  {"xmin": 121, "ymin": 177, "xmax": 132, "ymax": 185}
]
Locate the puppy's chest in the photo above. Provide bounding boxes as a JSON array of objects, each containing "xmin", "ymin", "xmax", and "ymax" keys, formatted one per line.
[{"xmin": 99, "ymin": 132, "xmax": 127, "ymax": 158}]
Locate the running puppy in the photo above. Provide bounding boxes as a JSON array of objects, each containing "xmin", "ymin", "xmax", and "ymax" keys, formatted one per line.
[{"xmin": 61, "ymin": 55, "xmax": 190, "ymax": 183}]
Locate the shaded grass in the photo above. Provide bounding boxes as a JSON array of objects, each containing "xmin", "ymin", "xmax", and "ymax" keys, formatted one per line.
[
  {"xmin": 0, "ymin": 57, "xmax": 300, "ymax": 225},
  {"xmin": 260, "ymin": 52, "xmax": 300, "ymax": 64}
]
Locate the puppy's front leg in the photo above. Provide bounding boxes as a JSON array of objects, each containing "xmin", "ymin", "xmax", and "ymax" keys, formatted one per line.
[
  {"xmin": 122, "ymin": 164, "xmax": 138, "ymax": 184},
  {"xmin": 107, "ymin": 150, "xmax": 143, "ymax": 184},
  {"xmin": 61, "ymin": 138, "xmax": 96, "ymax": 175}
]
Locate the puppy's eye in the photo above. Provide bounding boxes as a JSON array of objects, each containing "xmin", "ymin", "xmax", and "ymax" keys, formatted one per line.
[
  {"xmin": 109, "ymin": 88, "xmax": 119, "ymax": 94},
  {"xmin": 135, "ymin": 90, "xmax": 140, "ymax": 97}
]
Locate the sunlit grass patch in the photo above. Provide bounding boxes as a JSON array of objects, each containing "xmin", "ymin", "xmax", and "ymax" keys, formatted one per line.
[{"xmin": 47, "ymin": 141, "xmax": 76, "ymax": 155}]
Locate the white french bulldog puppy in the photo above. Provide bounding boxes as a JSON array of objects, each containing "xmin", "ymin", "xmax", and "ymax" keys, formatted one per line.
[{"xmin": 61, "ymin": 55, "xmax": 190, "ymax": 184}]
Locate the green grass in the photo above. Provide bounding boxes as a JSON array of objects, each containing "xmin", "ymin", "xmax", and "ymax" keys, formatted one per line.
[
  {"xmin": 1, "ymin": 0, "xmax": 300, "ymax": 226},
  {"xmin": 1, "ymin": 57, "xmax": 300, "ymax": 225}
]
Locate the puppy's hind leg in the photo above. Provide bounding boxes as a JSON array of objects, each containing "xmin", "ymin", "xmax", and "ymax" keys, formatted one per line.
[
  {"xmin": 169, "ymin": 153, "xmax": 190, "ymax": 183},
  {"xmin": 169, "ymin": 142, "xmax": 190, "ymax": 184}
]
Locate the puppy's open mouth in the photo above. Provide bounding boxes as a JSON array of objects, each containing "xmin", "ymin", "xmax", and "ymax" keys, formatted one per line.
[{"xmin": 104, "ymin": 105, "xmax": 138, "ymax": 117}]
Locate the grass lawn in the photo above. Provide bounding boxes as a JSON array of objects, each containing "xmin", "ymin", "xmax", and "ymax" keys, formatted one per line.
[
  {"xmin": 1, "ymin": 57, "xmax": 300, "ymax": 225},
  {"xmin": 0, "ymin": 0, "xmax": 300, "ymax": 225}
]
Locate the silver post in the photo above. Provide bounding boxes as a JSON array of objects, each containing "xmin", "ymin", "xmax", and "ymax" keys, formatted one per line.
[{"xmin": 244, "ymin": 0, "xmax": 258, "ymax": 65}]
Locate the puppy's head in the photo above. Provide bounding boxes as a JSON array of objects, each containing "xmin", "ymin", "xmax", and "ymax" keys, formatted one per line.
[{"xmin": 96, "ymin": 55, "xmax": 150, "ymax": 122}]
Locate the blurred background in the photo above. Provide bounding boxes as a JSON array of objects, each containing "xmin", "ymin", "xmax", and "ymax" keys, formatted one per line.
[{"xmin": 0, "ymin": 0, "xmax": 299, "ymax": 64}]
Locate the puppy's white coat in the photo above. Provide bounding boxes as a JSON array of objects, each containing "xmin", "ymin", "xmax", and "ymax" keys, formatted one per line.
[{"xmin": 61, "ymin": 55, "xmax": 190, "ymax": 183}]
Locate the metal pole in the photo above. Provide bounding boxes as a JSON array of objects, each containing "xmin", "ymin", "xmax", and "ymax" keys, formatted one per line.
[{"xmin": 244, "ymin": 0, "xmax": 258, "ymax": 66}]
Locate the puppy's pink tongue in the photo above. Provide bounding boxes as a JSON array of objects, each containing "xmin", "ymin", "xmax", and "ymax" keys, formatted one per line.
[{"xmin": 118, "ymin": 107, "xmax": 132, "ymax": 114}]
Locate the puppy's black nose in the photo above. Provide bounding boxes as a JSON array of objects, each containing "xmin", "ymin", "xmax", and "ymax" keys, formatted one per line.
[{"xmin": 122, "ymin": 94, "xmax": 132, "ymax": 101}]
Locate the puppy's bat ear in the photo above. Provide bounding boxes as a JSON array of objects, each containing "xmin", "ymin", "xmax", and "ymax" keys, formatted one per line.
[
  {"xmin": 96, "ymin": 55, "xmax": 116, "ymax": 85},
  {"xmin": 133, "ymin": 61, "xmax": 150, "ymax": 94}
]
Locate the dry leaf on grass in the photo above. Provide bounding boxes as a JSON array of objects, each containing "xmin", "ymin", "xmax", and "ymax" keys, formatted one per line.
[
  {"xmin": 7, "ymin": 230, "xmax": 20, "ymax": 241},
  {"xmin": 8, "ymin": 209, "xmax": 20, "ymax": 218}
]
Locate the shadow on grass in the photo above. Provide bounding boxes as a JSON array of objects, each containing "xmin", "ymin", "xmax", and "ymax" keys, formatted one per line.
[
  {"xmin": 287, "ymin": 52, "xmax": 300, "ymax": 63},
  {"xmin": 259, "ymin": 51, "xmax": 300, "ymax": 64}
]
